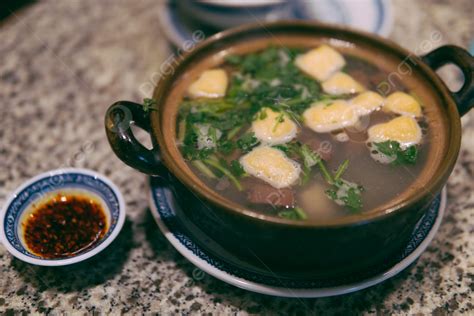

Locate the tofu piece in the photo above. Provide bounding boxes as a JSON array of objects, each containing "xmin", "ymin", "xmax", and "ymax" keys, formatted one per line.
[
  {"xmin": 240, "ymin": 146, "xmax": 301, "ymax": 189},
  {"xmin": 368, "ymin": 116, "xmax": 422, "ymax": 148},
  {"xmin": 294, "ymin": 45, "xmax": 346, "ymax": 81},
  {"xmin": 188, "ymin": 69, "xmax": 228, "ymax": 98},
  {"xmin": 322, "ymin": 72, "xmax": 365, "ymax": 95},
  {"xmin": 303, "ymin": 100, "xmax": 360, "ymax": 133},
  {"xmin": 383, "ymin": 92, "xmax": 422, "ymax": 117},
  {"xmin": 252, "ymin": 108, "xmax": 297, "ymax": 145},
  {"xmin": 351, "ymin": 91, "xmax": 385, "ymax": 115}
]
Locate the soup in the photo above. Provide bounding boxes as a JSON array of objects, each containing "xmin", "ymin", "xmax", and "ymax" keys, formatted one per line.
[{"xmin": 171, "ymin": 44, "xmax": 433, "ymax": 221}]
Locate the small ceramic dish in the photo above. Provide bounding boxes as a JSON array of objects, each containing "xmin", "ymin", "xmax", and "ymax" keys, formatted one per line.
[{"xmin": 0, "ymin": 168, "xmax": 125, "ymax": 266}]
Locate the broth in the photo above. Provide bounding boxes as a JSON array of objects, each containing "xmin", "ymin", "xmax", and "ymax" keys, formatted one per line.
[{"xmin": 169, "ymin": 42, "xmax": 442, "ymax": 221}]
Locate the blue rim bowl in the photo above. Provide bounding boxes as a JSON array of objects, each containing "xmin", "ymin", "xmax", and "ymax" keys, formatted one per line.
[{"xmin": 0, "ymin": 168, "xmax": 126, "ymax": 266}]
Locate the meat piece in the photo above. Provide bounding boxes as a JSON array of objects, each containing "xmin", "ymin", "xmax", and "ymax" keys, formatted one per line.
[{"xmin": 246, "ymin": 182, "xmax": 295, "ymax": 208}]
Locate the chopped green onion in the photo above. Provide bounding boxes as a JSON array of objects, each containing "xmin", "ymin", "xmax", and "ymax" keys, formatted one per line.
[
  {"xmin": 278, "ymin": 207, "xmax": 307, "ymax": 220},
  {"xmin": 227, "ymin": 126, "xmax": 242, "ymax": 140},
  {"xmin": 334, "ymin": 159, "xmax": 349, "ymax": 181},
  {"xmin": 192, "ymin": 160, "xmax": 216, "ymax": 179},
  {"xmin": 317, "ymin": 160, "xmax": 334, "ymax": 184},
  {"xmin": 272, "ymin": 112, "xmax": 285, "ymax": 132},
  {"xmin": 294, "ymin": 207, "xmax": 307, "ymax": 220},
  {"xmin": 204, "ymin": 158, "xmax": 243, "ymax": 191}
]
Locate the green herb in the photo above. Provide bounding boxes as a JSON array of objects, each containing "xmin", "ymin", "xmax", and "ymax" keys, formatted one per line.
[
  {"xmin": 178, "ymin": 47, "xmax": 368, "ymax": 213},
  {"xmin": 272, "ymin": 145, "xmax": 289, "ymax": 154},
  {"xmin": 179, "ymin": 47, "xmax": 337, "ymax": 162},
  {"xmin": 226, "ymin": 75, "xmax": 249, "ymax": 105},
  {"xmin": 226, "ymin": 126, "xmax": 242, "ymax": 140},
  {"xmin": 317, "ymin": 160, "xmax": 334, "ymax": 184},
  {"xmin": 179, "ymin": 97, "xmax": 251, "ymax": 155},
  {"xmin": 277, "ymin": 207, "xmax": 307, "ymax": 220},
  {"xmin": 272, "ymin": 141, "xmax": 299, "ymax": 157},
  {"xmin": 281, "ymin": 106, "xmax": 302, "ymax": 123},
  {"xmin": 272, "ymin": 142, "xmax": 362, "ymax": 211},
  {"xmin": 273, "ymin": 142, "xmax": 322, "ymax": 184},
  {"xmin": 207, "ymin": 125, "xmax": 219, "ymax": 147},
  {"xmin": 294, "ymin": 207, "xmax": 307, "ymax": 220},
  {"xmin": 272, "ymin": 112, "xmax": 285, "ymax": 132},
  {"xmin": 143, "ymin": 98, "xmax": 158, "ymax": 112},
  {"xmin": 273, "ymin": 142, "xmax": 312, "ymax": 164},
  {"xmin": 230, "ymin": 160, "xmax": 246, "ymax": 177},
  {"xmin": 179, "ymin": 46, "xmax": 338, "ymax": 155},
  {"xmin": 224, "ymin": 46, "xmax": 325, "ymax": 119},
  {"xmin": 258, "ymin": 109, "xmax": 268, "ymax": 120},
  {"xmin": 237, "ymin": 132, "xmax": 260, "ymax": 153},
  {"xmin": 203, "ymin": 156, "xmax": 243, "ymax": 191},
  {"xmin": 299, "ymin": 144, "xmax": 321, "ymax": 169},
  {"xmin": 373, "ymin": 141, "xmax": 418, "ymax": 165},
  {"xmin": 181, "ymin": 121, "xmax": 212, "ymax": 160},
  {"xmin": 297, "ymin": 143, "xmax": 321, "ymax": 184},
  {"xmin": 316, "ymin": 160, "xmax": 364, "ymax": 212},
  {"xmin": 217, "ymin": 139, "xmax": 235, "ymax": 155},
  {"xmin": 191, "ymin": 160, "xmax": 217, "ymax": 179},
  {"xmin": 179, "ymin": 96, "xmax": 250, "ymax": 159},
  {"xmin": 182, "ymin": 145, "xmax": 214, "ymax": 161},
  {"xmin": 334, "ymin": 159, "xmax": 349, "ymax": 181},
  {"xmin": 326, "ymin": 179, "xmax": 364, "ymax": 213}
]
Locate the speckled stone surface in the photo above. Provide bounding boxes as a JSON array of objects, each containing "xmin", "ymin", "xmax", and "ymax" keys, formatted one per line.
[{"xmin": 0, "ymin": 0, "xmax": 473, "ymax": 314}]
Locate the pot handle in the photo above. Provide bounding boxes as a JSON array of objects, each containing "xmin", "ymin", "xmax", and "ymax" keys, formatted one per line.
[
  {"xmin": 105, "ymin": 101, "xmax": 163, "ymax": 176},
  {"xmin": 421, "ymin": 45, "xmax": 474, "ymax": 117}
]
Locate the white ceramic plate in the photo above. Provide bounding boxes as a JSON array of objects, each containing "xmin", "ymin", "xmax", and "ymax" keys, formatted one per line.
[
  {"xmin": 147, "ymin": 177, "xmax": 446, "ymax": 298},
  {"xmin": 158, "ymin": 0, "xmax": 393, "ymax": 48}
]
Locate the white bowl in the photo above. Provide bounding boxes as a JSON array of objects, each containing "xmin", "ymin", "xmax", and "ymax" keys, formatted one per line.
[
  {"xmin": 0, "ymin": 168, "xmax": 126, "ymax": 266},
  {"xmin": 178, "ymin": 0, "xmax": 292, "ymax": 29}
]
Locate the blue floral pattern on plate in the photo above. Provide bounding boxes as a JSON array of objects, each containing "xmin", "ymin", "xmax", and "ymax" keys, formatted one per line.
[
  {"xmin": 3, "ymin": 173, "xmax": 121, "ymax": 260},
  {"xmin": 149, "ymin": 177, "xmax": 440, "ymax": 289}
]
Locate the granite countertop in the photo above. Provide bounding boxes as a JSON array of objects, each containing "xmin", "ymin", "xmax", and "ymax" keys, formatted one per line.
[{"xmin": 0, "ymin": 0, "xmax": 473, "ymax": 314}]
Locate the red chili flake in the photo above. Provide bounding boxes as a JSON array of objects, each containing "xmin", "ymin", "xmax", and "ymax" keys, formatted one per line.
[{"xmin": 22, "ymin": 193, "xmax": 108, "ymax": 259}]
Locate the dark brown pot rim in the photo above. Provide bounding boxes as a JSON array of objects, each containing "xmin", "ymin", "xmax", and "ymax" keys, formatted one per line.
[{"xmin": 107, "ymin": 20, "xmax": 472, "ymax": 228}]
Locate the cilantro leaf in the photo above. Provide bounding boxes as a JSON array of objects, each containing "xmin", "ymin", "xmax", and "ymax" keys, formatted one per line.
[
  {"xmin": 230, "ymin": 160, "xmax": 246, "ymax": 177},
  {"xmin": 326, "ymin": 179, "xmax": 364, "ymax": 212},
  {"xmin": 374, "ymin": 141, "xmax": 418, "ymax": 165},
  {"xmin": 272, "ymin": 143, "xmax": 292, "ymax": 154},
  {"xmin": 218, "ymin": 139, "xmax": 235, "ymax": 155},
  {"xmin": 317, "ymin": 159, "xmax": 364, "ymax": 212},
  {"xmin": 273, "ymin": 142, "xmax": 322, "ymax": 184},
  {"xmin": 203, "ymin": 156, "xmax": 243, "ymax": 191},
  {"xmin": 237, "ymin": 133, "xmax": 260, "ymax": 153},
  {"xmin": 299, "ymin": 144, "xmax": 321, "ymax": 169}
]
